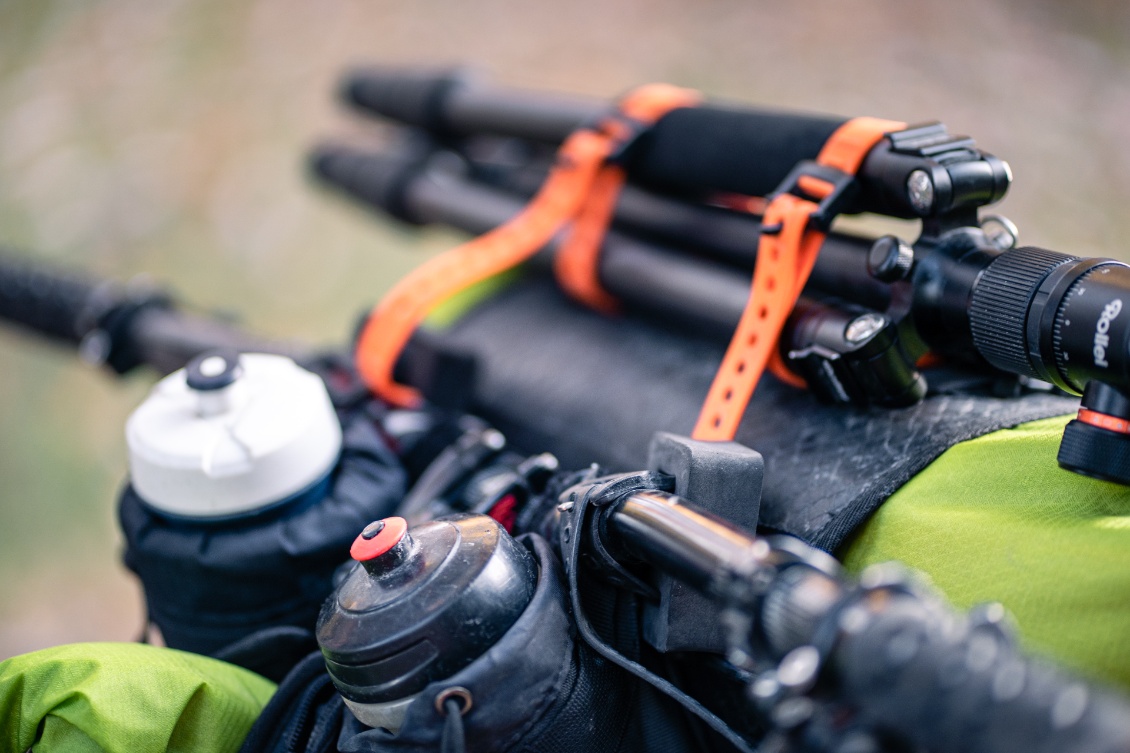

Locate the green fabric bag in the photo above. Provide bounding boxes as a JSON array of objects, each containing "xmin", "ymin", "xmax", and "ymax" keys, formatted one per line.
[
  {"xmin": 843, "ymin": 414, "xmax": 1130, "ymax": 689},
  {"xmin": 0, "ymin": 642, "xmax": 275, "ymax": 753}
]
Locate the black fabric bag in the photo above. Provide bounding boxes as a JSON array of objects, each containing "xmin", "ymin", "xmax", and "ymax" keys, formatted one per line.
[
  {"xmin": 240, "ymin": 534, "xmax": 698, "ymax": 753},
  {"xmin": 119, "ymin": 403, "xmax": 407, "ymax": 659},
  {"xmin": 423, "ymin": 278, "xmax": 1078, "ymax": 550}
]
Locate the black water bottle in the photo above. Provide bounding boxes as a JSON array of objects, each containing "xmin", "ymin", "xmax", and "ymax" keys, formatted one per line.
[
  {"xmin": 317, "ymin": 514, "xmax": 699, "ymax": 752},
  {"xmin": 317, "ymin": 513, "xmax": 537, "ymax": 731}
]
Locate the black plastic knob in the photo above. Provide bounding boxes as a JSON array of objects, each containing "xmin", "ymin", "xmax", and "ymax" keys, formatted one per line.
[
  {"xmin": 1057, "ymin": 381, "xmax": 1130, "ymax": 484},
  {"xmin": 185, "ymin": 349, "xmax": 242, "ymax": 391},
  {"xmin": 866, "ymin": 235, "xmax": 915, "ymax": 283}
]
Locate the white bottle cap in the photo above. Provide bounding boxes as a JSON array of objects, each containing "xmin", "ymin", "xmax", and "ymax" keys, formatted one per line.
[{"xmin": 126, "ymin": 352, "xmax": 343, "ymax": 518}]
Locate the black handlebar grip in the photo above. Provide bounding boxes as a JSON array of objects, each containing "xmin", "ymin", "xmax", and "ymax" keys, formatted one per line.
[
  {"xmin": 0, "ymin": 251, "xmax": 111, "ymax": 344},
  {"xmin": 834, "ymin": 593, "xmax": 1130, "ymax": 753}
]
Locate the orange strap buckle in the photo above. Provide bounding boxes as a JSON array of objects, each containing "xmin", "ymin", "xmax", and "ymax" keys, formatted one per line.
[
  {"xmin": 356, "ymin": 83, "xmax": 699, "ymax": 407},
  {"xmin": 692, "ymin": 116, "xmax": 906, "ymax": 441}
]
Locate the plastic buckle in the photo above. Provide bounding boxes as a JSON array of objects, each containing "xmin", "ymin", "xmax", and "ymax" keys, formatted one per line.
[
  {"xmin": 769, "ymin": 160, "xmax": 859, "ymax": 231},
  {"xmin": 601, "ymin": 113, "xmax": 651, "ymax": 166},
  {"xmin": 577, "ymin": 106, "xmax": 650, "ymax": 166}
]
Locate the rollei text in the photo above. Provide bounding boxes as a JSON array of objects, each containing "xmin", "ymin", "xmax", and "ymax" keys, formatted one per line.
[{"xmin": 1093, "ymin": 298, "xmax": 1123, "ymax": 368}]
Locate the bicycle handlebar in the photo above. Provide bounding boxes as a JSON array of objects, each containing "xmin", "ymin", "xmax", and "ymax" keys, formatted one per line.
[
  {"xmin": 603, "ymin": 488, "xmax": 1130, "ymax": 753},
  {"xmin": 0, "ymin": 251, "xmax": 305, "ymax": 375}
]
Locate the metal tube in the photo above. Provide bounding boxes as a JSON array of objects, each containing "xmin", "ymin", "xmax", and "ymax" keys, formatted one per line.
[
  {"xmin": 442, "ymin": 86, "xmax": 597, "ymax": 143},
  {"xmin": 316, "ymin": 143, "xmax": 892, "ymax": 315},
  {"xmin": 403, "ymin": 170, "xmax": 759, "ymax": 338},
  {"xmin": 608, "ymin": 490, "xmax": 762, "ymax": 599},
  {"xmin": 603, "ymin": 488, "xmax": 1130, "ymax": 753},
  {"xmin": 129, "ymin": 308, "xmax": 307, "ymax": 375},
  {"xmin": 402, "ymin": 165, "xmax": 890, "ymax": 339},
  {"xmin": 466, "ymin": 148, "xmax": 889, "ymax": 307}
]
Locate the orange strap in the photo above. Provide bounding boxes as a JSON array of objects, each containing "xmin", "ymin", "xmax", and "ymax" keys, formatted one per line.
[
  {"xmin": 553, "ymin": 165, "xmax": 628, "ymax": 313},
  {"xmin": 554, "ymin": 87, "xmax": 702, "ymax": 313},
  {"xmin": 356, "ymin": 83, "xmax": 699, "ymax": 407},
  {"xmin": 692, "ymin": 116, "xmax": 906, "ymax": 440}
]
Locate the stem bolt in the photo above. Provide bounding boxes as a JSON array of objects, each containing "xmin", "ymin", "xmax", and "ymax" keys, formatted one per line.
[
  {"xmin": 867, "ymin": 235, "xmax": 915, "ymax": 282},
  {"xmin": 906, "ymin": 169, "xmax": 935, "ymax": 214}
]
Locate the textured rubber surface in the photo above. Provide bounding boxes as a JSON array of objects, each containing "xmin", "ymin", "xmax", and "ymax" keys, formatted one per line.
[
  {"xmin": 0, "ymin": 250, "xmax": 103, "ymax": 343},
  {"xmin": 969, "ymin": 246, "xmax": 1076, "ymax": 379},
  {"xmin": 1057, "ymin": 418, "xmax": 1130, "ymax": 484},
  {"xmin": 832, "ymin": 591, "xmax": 1130, "ymax": 753}
]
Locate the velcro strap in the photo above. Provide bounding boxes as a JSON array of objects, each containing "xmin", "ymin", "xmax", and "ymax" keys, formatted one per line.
[
  {"xmin": 355, "ymin": 84, "xmax": 699, "ymax": 407},
  {"xmin": 693, "ymin": 117, "xmax": 906, "ymax": 441}
]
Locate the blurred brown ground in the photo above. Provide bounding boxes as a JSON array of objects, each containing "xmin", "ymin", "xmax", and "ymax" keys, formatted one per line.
[{"xmin": 1, "ymin": 0, "xmax": 1129, "ymax": 660}]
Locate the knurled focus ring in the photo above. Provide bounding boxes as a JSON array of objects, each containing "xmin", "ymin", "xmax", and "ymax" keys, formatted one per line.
[
  {"xmin": 1058, "ymin": 419, "xmax": 1130, "ymax": 484},
  {"xmin": 969, "ymin": 246, "xmax": 1077, "ymax": 380}
]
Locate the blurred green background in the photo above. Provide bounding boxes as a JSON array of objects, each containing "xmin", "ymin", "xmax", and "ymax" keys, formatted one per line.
[{"xmin": 1, "ymin": 0, "xmax": 1129, "ymax": 659}]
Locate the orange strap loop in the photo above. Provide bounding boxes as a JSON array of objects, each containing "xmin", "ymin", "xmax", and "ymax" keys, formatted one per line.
[
  {"xmin": 356, "ymin": 83, "xmax": 699, "ymax": 407},
  {"xmin": 692, "ymin": 116, "xmax": 906, "ymax": 441},
  {"xmin": 554, "ymin": 85, "xmax": 702, "ymax": 313}
]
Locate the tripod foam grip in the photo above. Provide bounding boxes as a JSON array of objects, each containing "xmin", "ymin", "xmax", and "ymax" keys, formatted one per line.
[
  {"xmin": 0, "ymin": 251, "xmax": 108, "ymax": 344},
  {"xmin": 626, "ymin": 105, "xmax": 846, "ymax": 198},
  {"xmin": 833, "ymin": 593, "xmax": 1130, "ymax": 753}
]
